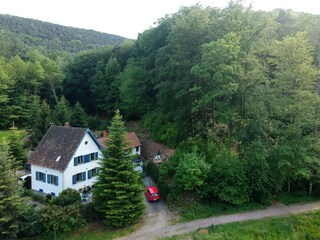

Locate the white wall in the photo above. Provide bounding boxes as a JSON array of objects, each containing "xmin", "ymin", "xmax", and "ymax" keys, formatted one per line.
[
  {"xmin": 31, "ymin": 165, "xmax": 63, "ymax": 196},
  {"xmin": 63, "ymin": 132, "xmax": 102, "ymax": 191},
  {"xmin": 131, "ymin": 146, "xmax": 141, "ymax": 155},
  {"xmin": 31, "ymin": 131, "xmax": 102, "ymax": 196}
]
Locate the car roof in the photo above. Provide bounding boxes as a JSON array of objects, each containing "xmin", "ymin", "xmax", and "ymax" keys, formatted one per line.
[{"xmin": 147, "ymin": 186, "xmax": 158, "ymax": 194}]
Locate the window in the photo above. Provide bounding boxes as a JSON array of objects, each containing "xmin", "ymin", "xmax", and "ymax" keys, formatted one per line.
[
  {"xmin": 90, "ymin": 152, "xmax": 98, "ymax": 161},
  {"xmin": 136, "ymin": 147, "xmax": 139, "ymax": 152},
  {"xmin": 74, "ymin": 153, "xmax": 98, "ymax": 166},
  {"xmin": 35, "ymin": 171, "xmax": 46, "ymax": 182},
  {"xmin": 72, "ymin": 172, "xmax": 86, "ymax": 184},
  {"xmin": 47, "ymin": 174, "xmax": 58, "ymax": 186},
  {"xmin": 88, "ymin": 168, "xmax": 98, "ymax": 179},
  {"xmin": 77, "ymin": 156, "xmax": 84, "ymax": 164},
  {"xmin": 51, "ymin": 192, "xmax": 56, "ymax": 197}
]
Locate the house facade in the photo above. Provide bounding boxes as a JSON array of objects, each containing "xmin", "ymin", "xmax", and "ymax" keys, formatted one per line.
[{"xmin": 28, "ymin": 125, "xmax": 102, "ymax": 196}]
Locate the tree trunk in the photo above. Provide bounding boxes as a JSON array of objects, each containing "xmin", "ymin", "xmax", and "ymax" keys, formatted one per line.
[
  {"xmin": 49, "ymin": 77, "xmax": 58, "ymax": 104},
  {"xmin": 287, "ymin": 176, "xmax": 291, "ymax": 193},
  {"xmin": 309, "ymin": 183, "xmax": 313, "ymax": 195}
]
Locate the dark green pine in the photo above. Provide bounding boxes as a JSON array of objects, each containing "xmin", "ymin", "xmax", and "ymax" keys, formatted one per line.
[{"xmin": 93, "ymin": 110, "xmax": 145, "ymax": 228}]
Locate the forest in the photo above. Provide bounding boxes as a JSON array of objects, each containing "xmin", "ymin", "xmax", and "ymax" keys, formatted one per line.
[
  {"xmin": 0, "ymin": 13, "xmax": 125, "ymax": 56},
  {"xmin": 1, "ymin": 1, "xmax": 320, "ymax": 238}
]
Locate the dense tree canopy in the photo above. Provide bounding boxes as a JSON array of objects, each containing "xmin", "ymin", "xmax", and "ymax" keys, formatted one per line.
[{"xmin": 0, "ymin": 0, "xmax": 320, "ymax": 214}]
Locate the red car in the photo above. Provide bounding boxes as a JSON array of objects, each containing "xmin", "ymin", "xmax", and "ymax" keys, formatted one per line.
[{"xmin": 145, "ymin": 186, "xmax": 160, "ymax": 202}]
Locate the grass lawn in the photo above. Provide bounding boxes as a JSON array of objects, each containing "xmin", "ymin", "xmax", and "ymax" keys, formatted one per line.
[
  {"xmin": 24, "ymin": 222, "xmax": 141, "ymax": 240},
  {"xmin": 0, "ymin": 128, "xmax": 28, "ymax": 141},
  {"xmin": 65, "ymin": 222, "xmax": 141, "ymax": 240},
  {"xmin": 164, "ymin": 210, "xmax": 320, "ymax": 240}
]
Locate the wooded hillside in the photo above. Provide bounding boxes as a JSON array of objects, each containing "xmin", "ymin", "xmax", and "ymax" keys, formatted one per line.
[
  {"xmin": 1, "ymin": 1, "xmax": 320, "ymax": 216},
  {"xmin": 0, "ymin": 14, "xmax": 126, "ymax": 55}
]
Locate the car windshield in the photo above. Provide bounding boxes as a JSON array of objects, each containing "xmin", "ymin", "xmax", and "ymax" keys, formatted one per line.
[{"xmin": 150, "ymin": 193, "xmax": 158, "ymax": 197}]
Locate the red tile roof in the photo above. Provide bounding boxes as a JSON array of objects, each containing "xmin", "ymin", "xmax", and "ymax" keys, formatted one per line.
[{"xmin": 97, "ymin": 132, "xmax": 141, "ymax": 149}]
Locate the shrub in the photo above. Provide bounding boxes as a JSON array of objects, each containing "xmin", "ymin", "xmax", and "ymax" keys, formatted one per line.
[
  {"xmin": 145, "ymin": 160, "xmax": 159, "ymax": 183},
  {"xmin": 81, "ymin": 202, "xmax": 103, "ymax": 222},
  {"xmin": 40, "ymin": 204, "xmax": 85, "ymax": 236},
  {"xmin": 52, "ymin": 188, "xmax": 81, "ymax": 206}
]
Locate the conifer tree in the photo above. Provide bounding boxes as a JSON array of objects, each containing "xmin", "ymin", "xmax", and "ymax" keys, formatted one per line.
[
  {"xmin": 31, "ymin": 100, "xmax": 51, "ymax": 148},
  {"xmin": 52, "ymin": 96, "xmax": 71, "ymax": 125},
  {"xmin": 93, "ymin": 110, "xmax": 145, "ymax": 228},
  {"xmin": 0, "ymin": 141, "xmax": 27, "ymax": 239},
  {"xmin": 8, "ymin": 134, "xmax": 27, "ymax": 169},
  {"xmin": 70, "ymin": 101, "xmax": 88, "ymax": 127}
]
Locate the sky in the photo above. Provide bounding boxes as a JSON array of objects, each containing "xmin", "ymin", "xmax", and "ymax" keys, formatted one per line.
[{"xmin": 0, "ymin": 0, "xmax": 319, "ymax": 39}]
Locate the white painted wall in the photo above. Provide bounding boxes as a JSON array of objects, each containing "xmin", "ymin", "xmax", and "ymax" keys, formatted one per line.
[
  {"xmin": 31, "ymin": 165, "xmax": 63, "ymax": 196},
  {"xmin": 31, "ymin": 131, "xmax": 102, "ymax": 196},
  {"xmin": 63, "ymin": 132, "xmax": 102, "ymax": 191},
  {"xmin": 131, "ymin": 146, "xmax": 141, "ymax": 155}
]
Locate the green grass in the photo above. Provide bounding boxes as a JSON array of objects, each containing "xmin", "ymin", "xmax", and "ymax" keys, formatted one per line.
[
  {"xmin": 277, "ymin": 191, "xmax": 320, "ymax": 205},
  {"xmin": 164, "ymin": 210, "xmax": 320, "ymax": 240},
  {"xmin": 172, "ymin": 201, "xmax": 267, "ymax": 222},
  {"xmin": 23, "ymin": 222, "xmax": 141, "ymax": 240},
  {"xmin": 0, "ymin": 128, "xmax": 28, "ymax": 141},
  {"xmin": 65, "ymin": 222, "xmax": 140, "ymax": 240}
]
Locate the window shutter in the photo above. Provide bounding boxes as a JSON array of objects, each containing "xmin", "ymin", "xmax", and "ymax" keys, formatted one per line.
[
  {"xmin": 36, "ymin": 171, "xmax": 39, "ymax": 181},
  {"xmin": 95, "ymin": 152, "xmax": 98, "ymax": 160},
  {"xmin": 72, "ymin": 175, "xmax": 76, "ymax": 185},
  {"xmin": 88, "ymin": 170, "xmax": 92, "ymax": 179},
  {"xmin": 47, "ymin": 175, "xmax": 51, "ymax": 184},
  {"xmin": 54, "ymin": 176, "xmax": 58, "ymax": 186},
  {"xmin": 42, "ymin": 173, "xmax": 46, "ymax": 182},
  {"xmin": 84, "ymin": 154, "xmax": 90, "ymax": 163},
  {"xmin": 82, "ymin": 172, "xmax": 86, "ymax": 181},
  {"xmin": 74, "ymin": 157, "xmax": 78, "ymax": 166}
]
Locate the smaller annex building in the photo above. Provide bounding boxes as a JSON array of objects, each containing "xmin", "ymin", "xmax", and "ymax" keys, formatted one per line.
[
  {"xmin": 97, "ymin": 130, "xmax": 141, "ymax": 155},
  {"xmin": 27, "ymin": 125, "xmax": 102, "ymax": 196}
]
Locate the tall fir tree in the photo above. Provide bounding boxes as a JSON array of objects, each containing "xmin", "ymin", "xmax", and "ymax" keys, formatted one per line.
[
  {"xmin": 31, "ymin": 100, "xmax": 51, "ymax": 148},
  {"xmin": 8, "ymin": 134, "xmax": 27, "ymax": 169},
  {"xmin": 52, "ymin": 96, "xmax": 71, "ymax": 126},
  {"xmin": 93, "ymin": 110, "xmax": 145, "ymax": 228},
  {"xmin": 0, "ymin": 141, "xmax": 28, "ymax": 239},
  {"xmin": 70, "ymin": 101, "xmax": 88, "ymax": 127}
]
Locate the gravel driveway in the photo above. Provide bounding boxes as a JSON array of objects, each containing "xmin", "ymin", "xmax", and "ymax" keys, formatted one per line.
[{"xmin": 117, "ymin": 176, "xmax": 172, "ymax": 240}]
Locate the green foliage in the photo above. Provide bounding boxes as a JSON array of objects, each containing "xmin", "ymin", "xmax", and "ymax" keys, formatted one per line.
[
  {"xmin": 166, "ymin": 211, "xmax": 320, "ymax": 240},
  {"xmin": 174, "ymin": 200, "xmax": 266, "ymax": 222},
  {"xmin": 40, "ymin": 203, "xmax": 85, "ymax": 236},
  {"xmin": 0, "ymin": 13, "xmax": 125, "ymax": 55},
  {"xmin": 0, "ymin": 141, "xmax": 35, "ymax": 239},
  {"xmin": 93, "ymin": 110, "xmax": 145, "ymax": 228},
  {"xmin": 71, "ymin": 101, "xmax": 88, "ymax": 128},
  {"xmin": 8, "ymin": 133, "xmax": 27, "ymax": 169},
  {"xmin": 52, "ymin": 188, "xmax": 81, "ymax": 207},
  {"xmin": 145, "ymin": 160, "xmax": 160, "ymax": 183},
  {"xmin": 80, "ymin": 203, "xmax": 103, "ymax": 223},
  {"xmin": 174, "ymin": 149, "xmax": 210, "ymax": 196},
  {"xmin": 30, "ymin": 100, "xmax": 51, "ymax": 148},
  {"xmin": 52, "ymin": 96, "xmax": 71, "ymax": 125}
]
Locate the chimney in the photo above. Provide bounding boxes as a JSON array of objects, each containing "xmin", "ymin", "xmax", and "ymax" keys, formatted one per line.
[
  {"xmin": 64, "ymin": 122, "xmax": 70, "ymax": 127},
  {"xmin": 103, "ymin": 130, "xmax": 108, "ymax": 138}
]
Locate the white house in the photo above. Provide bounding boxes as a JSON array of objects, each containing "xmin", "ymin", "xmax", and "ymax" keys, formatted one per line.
[{"xmin": 27, "ymin": 125, "xmax": 102, "ymax": 196}]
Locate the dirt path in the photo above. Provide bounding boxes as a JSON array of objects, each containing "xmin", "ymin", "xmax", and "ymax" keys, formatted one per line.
[{"xmin": 117, "ymin": 201, "xmax": 320, "ymax": 240}]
